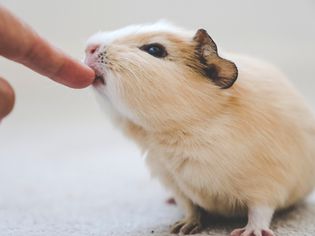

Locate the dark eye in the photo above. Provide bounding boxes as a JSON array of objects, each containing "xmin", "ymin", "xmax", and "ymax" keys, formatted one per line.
[{"xmin": 140, "ymin": 43, "xmax": 167, "ymax": 58}]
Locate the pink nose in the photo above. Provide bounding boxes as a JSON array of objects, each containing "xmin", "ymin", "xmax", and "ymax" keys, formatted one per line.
[
  {"xmin": 85, "ymin": 44, "xmax": 101, "ymax": 67},
  {"xmin": 86, "ymin": 44, "xmax": 100, "ymax": 55}
]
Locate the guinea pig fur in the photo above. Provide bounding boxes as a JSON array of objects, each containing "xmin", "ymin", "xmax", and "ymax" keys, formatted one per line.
[{"xmin": 85, "ymin": 22, "xmax": 315, "ymax": 236}]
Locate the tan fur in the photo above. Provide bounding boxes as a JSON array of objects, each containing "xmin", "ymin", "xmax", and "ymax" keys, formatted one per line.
[{"xmin": 86, "ymin": 23, "xmax": 315, "ymax": 233}]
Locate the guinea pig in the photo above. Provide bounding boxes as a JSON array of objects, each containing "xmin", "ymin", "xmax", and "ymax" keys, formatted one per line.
[{"xmin": 84, "ymin": 22, "xmax": 315, "ymax": 236}]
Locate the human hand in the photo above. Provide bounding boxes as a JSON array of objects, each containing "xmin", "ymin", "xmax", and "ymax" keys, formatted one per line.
[
  {"xmin": 0, "ymin": 5, "xmax": 95, "ymax": 120},
  {"xmin": 0, "ymin": 77, "xmax": 14, "ymax": 120}
]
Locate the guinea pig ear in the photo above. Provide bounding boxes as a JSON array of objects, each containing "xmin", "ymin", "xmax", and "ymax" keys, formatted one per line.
[{"xmin": 193, "ymin": 29, "xmax": 238, "ymax": 89}]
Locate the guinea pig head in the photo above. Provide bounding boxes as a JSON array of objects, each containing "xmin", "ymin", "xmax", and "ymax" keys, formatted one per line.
[{"xmin": 85, "ymin": 23, "xmax": 238, "ymax": 129}]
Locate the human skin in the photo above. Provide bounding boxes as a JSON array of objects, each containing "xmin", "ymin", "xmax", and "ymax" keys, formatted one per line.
[{"xmin": 0, "ymin": 5, "xmax": 95, "ymax": 120}]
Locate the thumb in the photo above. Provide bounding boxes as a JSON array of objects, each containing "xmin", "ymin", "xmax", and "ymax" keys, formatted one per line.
[{"xmin": 0, "ymin": 77, "xmax": 15, "ymax": 120}]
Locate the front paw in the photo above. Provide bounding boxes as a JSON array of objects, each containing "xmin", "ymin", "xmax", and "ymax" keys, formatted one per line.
[
  {"xmin": 230, "ymin": 227, "xmax": 274, "ymax": 236},
  {"xmin": 170, "ymin": 218, "xmax": 202, "ymax": 235}
]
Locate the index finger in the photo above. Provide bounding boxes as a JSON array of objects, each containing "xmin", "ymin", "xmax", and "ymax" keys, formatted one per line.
[{"xmin": 0, "ymin": 6, "xmax": 95, "ymax": 88}]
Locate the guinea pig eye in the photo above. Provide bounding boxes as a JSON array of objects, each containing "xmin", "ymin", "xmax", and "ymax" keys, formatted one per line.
[{"xmin": 140, "ymin": 43, "xmax": 167, "ymax": 58}]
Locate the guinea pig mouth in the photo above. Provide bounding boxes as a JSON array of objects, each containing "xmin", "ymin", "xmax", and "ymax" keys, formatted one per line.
[{"xmin": 93, "ymin": 75, "xmax": 106, "ymax": 86}]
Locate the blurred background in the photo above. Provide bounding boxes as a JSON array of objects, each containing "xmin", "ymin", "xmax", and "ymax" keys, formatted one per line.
[{"xmin": 0, "ymin": 0, "xmax": 314, "ymax": 235}]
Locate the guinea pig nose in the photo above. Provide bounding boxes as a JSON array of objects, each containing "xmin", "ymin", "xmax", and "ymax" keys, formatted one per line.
[{"xmin": 86, "ymin": 44, "xmax": 100, "ymax": 55}]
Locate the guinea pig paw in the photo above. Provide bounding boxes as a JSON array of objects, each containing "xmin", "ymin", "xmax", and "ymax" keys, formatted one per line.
[
  {"xmin": 230, "ymin": 227, "xmax": 274, "ymax": 236},
  {"xmin": 170, "ymin": 218, "xmax": 202, "ymax": 235}
]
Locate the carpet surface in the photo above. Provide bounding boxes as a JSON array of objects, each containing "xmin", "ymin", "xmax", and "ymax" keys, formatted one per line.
[{"xmin": 0, "ymin": 123, "xmax": 315, "ymax": 236}]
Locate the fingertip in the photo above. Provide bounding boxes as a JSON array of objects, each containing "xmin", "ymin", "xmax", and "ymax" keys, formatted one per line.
[
  {"xmin": 67, "ymin": 63, "xmax": 96, "ymax": 89},
  {"xmin": 54, "ymin": 59, "xmax": 95, "ymax": 89}
]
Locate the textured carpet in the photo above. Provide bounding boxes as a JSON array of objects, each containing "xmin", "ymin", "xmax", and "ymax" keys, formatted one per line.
[{"xmin": 0, "ymin": 122, "xmax": 314, "ymax": 236}]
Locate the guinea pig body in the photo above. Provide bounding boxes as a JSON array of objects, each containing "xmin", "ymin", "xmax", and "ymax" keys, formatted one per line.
[{"xmin": 85, "ymin": 22, "xmax": 315, "ymax": 236}]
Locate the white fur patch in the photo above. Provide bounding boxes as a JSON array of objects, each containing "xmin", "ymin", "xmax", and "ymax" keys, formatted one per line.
[{"xmin": 97, "ymin": 71, "xmax": 141, "ymax": 125}]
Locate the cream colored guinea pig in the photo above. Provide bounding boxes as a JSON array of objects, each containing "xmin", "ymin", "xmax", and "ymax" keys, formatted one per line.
[{"xmin": 84, "ymin": 22, "xmax": 315, "ymax": 236}]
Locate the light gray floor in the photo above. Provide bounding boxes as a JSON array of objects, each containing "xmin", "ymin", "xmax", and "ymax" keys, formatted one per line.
[
  {"xmin": 0, "ymin": 121, "xmax": 315, "ymax": 236},
  {"xmin": 0, "ymin": 0, "xmax": 315, "ymax": 235}
]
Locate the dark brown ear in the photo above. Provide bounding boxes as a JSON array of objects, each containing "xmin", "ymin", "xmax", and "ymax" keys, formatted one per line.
[{"xmin": 193, "ymin": 29, "xmax": 238, "ymax": 89}]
